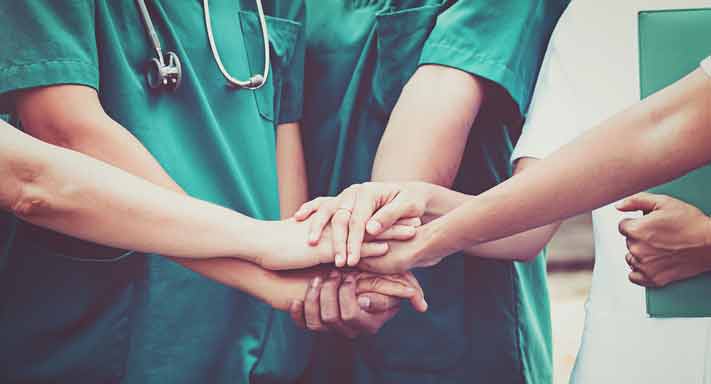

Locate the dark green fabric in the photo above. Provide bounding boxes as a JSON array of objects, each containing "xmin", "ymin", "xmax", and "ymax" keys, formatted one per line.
[
  {"xmin": 0, "ymin": 1, "xmax": 308, "ymax": 383},
  {"xmin": 301, "ymin": 1, "xmax": 566, "ymax": 383}
]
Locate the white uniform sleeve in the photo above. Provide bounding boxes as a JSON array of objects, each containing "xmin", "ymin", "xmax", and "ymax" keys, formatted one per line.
[{"xmin": 511, "ymin": 32, "xmax": 586, "ymax": 163}]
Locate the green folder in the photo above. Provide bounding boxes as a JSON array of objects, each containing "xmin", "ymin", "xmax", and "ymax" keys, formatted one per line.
[{"xmin": 639, "ymin": 8, "xmax": 711, "ymax": 317}]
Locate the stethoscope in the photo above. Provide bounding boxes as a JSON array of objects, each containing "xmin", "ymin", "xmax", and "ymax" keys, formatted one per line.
[{"xmin": 135, "ymin": 0, "xmax": 270, "ymax": 91}]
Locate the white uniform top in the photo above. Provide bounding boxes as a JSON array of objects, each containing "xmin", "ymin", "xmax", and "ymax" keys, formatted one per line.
[{"xmin": 512, "ymin": 0, "xmax": 711, "ymax": 383}]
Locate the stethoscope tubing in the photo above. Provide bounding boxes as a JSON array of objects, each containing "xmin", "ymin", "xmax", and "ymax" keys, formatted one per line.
[{"xmin": 135, "ymin": 0, "xmax": 270, "ymax": 91}]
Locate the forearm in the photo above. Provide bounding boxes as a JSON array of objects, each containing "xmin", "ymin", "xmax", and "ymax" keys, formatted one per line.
[
  {"xmin": 423, "ymin": 68, "xmax": 711, "ymax": 258},
  {"xmin": 276, "ymin": 122, "xmax": 308, "ymax": 218},
  {"xmin": 2, "ymin": 125, "xmax": 271, "ymax": 262},
  {"xmin": 177, "ymin": 258, "xmax": 326, "ymax": 311},
  {"xmin": 419, "ymin": 160, "xmax": 560, "ymax": 261},
  {"xmin": 371, "ymin": 65, "xmax": 483, "ymax": 186}
]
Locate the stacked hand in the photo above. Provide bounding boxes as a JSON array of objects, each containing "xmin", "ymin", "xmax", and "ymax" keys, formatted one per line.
[
  {"xmin": 617, "ymin": 192, "xmax": 711, "ymax": 287},
  {"xmin": 279, "ymin": 182, "xmax": 441, "ymax": 337}
]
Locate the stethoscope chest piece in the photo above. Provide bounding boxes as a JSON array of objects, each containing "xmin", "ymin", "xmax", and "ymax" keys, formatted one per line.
[
  {"xmin": 146, "ymin": 51, "xmax": 182, "ymax": 91},
  {"xmin": 136, "ymin": 0, "xmax": 270, "ymax": 93}
]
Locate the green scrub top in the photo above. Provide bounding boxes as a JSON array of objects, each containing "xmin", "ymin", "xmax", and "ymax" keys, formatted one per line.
[
  {"xmin": 0, "ymin": 1, "xmax": 308, "ymax": 383},
  {"xmin": 300, "ymin": 1, "xmax": 568, "ymax": 383}
]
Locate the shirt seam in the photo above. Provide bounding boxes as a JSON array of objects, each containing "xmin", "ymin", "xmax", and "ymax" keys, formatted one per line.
[
  {"xmin": 0, "ymin": 58, "xmax": 95, "ymax": 73},
  {"xmin": 420, "ymin": 42, "xmax": 529, "ymax": 86}
]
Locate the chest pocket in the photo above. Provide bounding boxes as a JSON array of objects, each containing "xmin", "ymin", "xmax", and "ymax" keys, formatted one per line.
[
  {"xmin": 239, "ymin": 11, "xmax": 302, "ymax": 123},
  {"xmin": 372, "ymin": 3, "xmax": 443, "ymax": 114}
]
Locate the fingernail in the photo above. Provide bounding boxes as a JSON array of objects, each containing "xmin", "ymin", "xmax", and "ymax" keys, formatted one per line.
[
  {"xmin": 295, "ymin": 209, "xmax": 305, "ymax": 217},
  {"xmin": 335, "ymin": 253, "xmax": 345, "ymax": 266},
  {"xmin": 405, "ymin": 287, "xmax": 416, "ymax": 294},
  {"xmin": 344, "ymin": 275, "xmax": 355, "ymax": 284},
  {"xmin": 309, "ymin": 233, "xmax": 319, "ymax": 243},
  {"xmin": 358, "ymin": 296, "xmax": 371, "ymax": 310},
  {"xmin": 311, "ymin": 277, "xmax": 321, "ymax": 288},
  {"xmin": 367, "ymin": 220, "xmax": 381, "ymax": 234}
]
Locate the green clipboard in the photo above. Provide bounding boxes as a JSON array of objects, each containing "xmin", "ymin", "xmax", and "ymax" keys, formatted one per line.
[{"xmin": 639, "ymin": 8, "xmax": 711, "ymax": 317}]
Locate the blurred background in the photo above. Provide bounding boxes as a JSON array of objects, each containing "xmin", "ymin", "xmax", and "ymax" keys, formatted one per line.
[{"xmin": 546, "ymin": 214, "xmax": 594, "ymax": 384}]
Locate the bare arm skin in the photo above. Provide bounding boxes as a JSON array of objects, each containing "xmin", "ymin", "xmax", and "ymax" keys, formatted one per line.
[
  {"xmin": 276, "ymin": 122, "xmax": 309, "ymax": 218},
  {"xmin": 11, "ymin": 85, "xmax": 340, "ymax": 306},
  {"xmin": 420, "ymin": 68, "xmax": 711, "ymax": 261}
]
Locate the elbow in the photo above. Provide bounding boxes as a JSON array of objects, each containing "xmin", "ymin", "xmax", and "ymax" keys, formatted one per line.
[{"xmin": 9, "ymin": 163, "xmax": 70, "ymax": 221}]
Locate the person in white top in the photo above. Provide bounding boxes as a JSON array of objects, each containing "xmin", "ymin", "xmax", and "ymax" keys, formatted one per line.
[{"xmin": 512, "ymin": 1, "xmax": 711, "ymax": 382}]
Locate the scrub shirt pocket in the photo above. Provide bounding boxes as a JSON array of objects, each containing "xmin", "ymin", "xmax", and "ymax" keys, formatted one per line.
[
  {"xmin": 239, "ymin": 11, "xmax": 302, "ymax": 123},
  {"xmin": 0, "ymin": 234, "xmax": 143, "ymax": 382},
  {"xmin": 372, "ymin": 3, "xmax": 443, "ymax": 115}
]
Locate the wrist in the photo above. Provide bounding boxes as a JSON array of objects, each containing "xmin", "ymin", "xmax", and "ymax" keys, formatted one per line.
[
  {"xmin": 248, "ymin": 219, "xmax": 278, "ymax": 268},
  {"xmin": 415, "ymin": 218, "xmax": 452, "ymax": 265}
]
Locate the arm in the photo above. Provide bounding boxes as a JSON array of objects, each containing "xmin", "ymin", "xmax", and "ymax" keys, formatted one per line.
[
  {"xmin": 459, "ymin": 158, "xmax": 561, "ymax": 261},
  {"xmin": 276, "ymin": 122, "xmax": 309, "ymax": 217},
  {"xmin": 12, "ymin": 85, "xmax": 344, "ymax": 308},
  {"xmin": 371, "ymin": 65, "xmax": 483, "ymax": 186},
  {"xmin": 374, "ymin": 72, "xmax": 558, "ymax": 260},
  {"xmin": 316, "ymin": 64, "xmax": 711, "ymax": 274},
  {"xmin": 1, "ymin": 118, "xmax": 270, "ymax": 264},
  {"xmin": 420, "ymin": 67, "xmax": 711, "ymax": 260},
  {"xmin": 333, "ymin": 64, "xmax": 482, "ymax": 267}
]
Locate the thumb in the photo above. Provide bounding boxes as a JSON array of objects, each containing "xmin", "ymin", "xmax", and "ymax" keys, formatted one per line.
[
  {"xmin": 616, "ymin": 192, "xmax": 660, "ymax": 214},
  {"xmin": 367, "ymin": 194, "xmax": 420, "ymax": 236}
]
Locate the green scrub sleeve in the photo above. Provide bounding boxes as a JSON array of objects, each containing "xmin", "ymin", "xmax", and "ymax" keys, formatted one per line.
[
  {"xmin": 0, "ymin": 1, "xmax": 99, "ymax": 114},
  {"xmin": 418, "ymin": 0, "xmax": 568, "ymax": 115}
]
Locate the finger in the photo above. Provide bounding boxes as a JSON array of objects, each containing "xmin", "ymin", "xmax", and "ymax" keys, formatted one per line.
[
  {"xmin": 347, "ymin": 188, "xmax": 377, "ymax": 267},
  {"xmin": 304, "ymin": 277, "xmax": 327, "ymax": 331},
  {"xmin": 618, "ymin": 218, "xmax": 641, "ymax": 240},
  {"xmin": 615, "ymin": 192, "xmax": 660, "ymax": 214},
  {"xmin": 307, "ymin": 199, "xmax": 340, "ymax": 245},
  {"xmin": 625, "ymin": 252, "xmax": 642, "ymax": 272},
  {"xmin": 289, "ymin": 300, "xmax": 306, "ymax": 328},
  {"xmin": 401, "ymin": 272, "xmax": 428, "ymax": 312},
  {"xmin": 355, "ymin": 276, "xmax": 417, "ymax": 299},
  {"xmin": 320, "ymin": 272, "xmax": 358, "ymax": 338},
  {"xmin": 360, "ymin": 242, "xmax": 389, "ymax": 258},
  {"xmin": 320, "ymin": 272, "xmax": 342, "ymax": 326},
  {"xmin": 626, "ymin": 238, "xmax": 664, "ymax": 260},
  {"xmin": 629, "ymin": 271, "xmax": 654, "ymax": 287},
  {"xmin": 372, "ymin": 225, "xmax": 417, "ymax": 241},
  {"xmin": 395, "ymin": 217, "xmax": 422, "ymax": 227},
  {"xmin": 366, "ymin": 193, "xmax": 421, "ymax": 237},
  {"xmin": 294, "ymin": 197, "xmax": 326, "ymax": 221},
  {"xmin": 331, "ymin": 209, "xmax": 352, "ymax": 267},
  {"xmin": 355, "ymin": 292, "xmax": 401, "ymax": 313},
  {"xmin": 338, "ymin": 275, "xmax": 363, "ymax": 327}
]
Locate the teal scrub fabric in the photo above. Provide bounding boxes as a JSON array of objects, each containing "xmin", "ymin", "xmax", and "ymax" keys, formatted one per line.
[
  {"xmin": 301, "ymin": 1, "xmax": 568, "ymax": 383},
  {"xmin": 0, "ymin": 1, "xmax": 308, "ymax": 383}
]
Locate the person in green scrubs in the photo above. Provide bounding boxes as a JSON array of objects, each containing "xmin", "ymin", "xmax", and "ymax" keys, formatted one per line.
[
  {"xmin": 0, "ymin": 1, "xmax": 425, "ymax": 383},
  {"xmin": 295, "ymin": 1, "xmax": 568, "ymax": 383}
]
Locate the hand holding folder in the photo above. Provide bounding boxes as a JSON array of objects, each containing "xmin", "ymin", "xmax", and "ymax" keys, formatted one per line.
[{"xmin": 638, "ymin": 8, "xmax": 711, "ymax": 317}]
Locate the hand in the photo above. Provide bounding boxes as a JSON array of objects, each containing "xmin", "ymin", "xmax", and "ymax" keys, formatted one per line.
[
  {"xmin": 258, "ymin": 218, "xmax": 389, "ymax": 270},
  {"xmin": 288, "ymin": 270, "xmax": 427, "ymax": 338},
  {"xmin": 617, "ymin": 192, "xmax": 711, "ymax": 287},
  {"xmin": 294, "ymin": 182, "xmax": 432, "ymax": 267},
  {"xmin": 356, "ymin": 223, "xmax": 448, "ymax": 274}
]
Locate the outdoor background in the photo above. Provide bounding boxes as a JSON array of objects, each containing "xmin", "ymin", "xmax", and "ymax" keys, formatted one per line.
[{"xmin": 547, "ymin": 214, "xmax": 594, "ymax": 384}]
